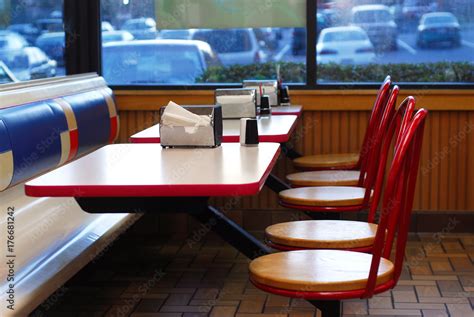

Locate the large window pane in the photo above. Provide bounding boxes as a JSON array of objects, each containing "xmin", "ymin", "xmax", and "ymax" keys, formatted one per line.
[
  {"xmin": 316, "ymin": 0, "xmax": 474, "ymax": 83},
  {"xmin": 101, "ymin": 0, "xmax": 306, "ymax": 85},
  {"xmin": 0, "ymin": 0, "xmax": 64, "ymax": 82}
]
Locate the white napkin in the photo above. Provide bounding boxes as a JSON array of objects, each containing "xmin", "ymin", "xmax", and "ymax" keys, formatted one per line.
[{"xmin": 161, "ymin": 101, "xmax": 211, "ymax": 134}]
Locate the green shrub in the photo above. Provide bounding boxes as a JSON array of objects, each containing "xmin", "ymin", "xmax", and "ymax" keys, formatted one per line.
[
  {"xmin": 197, "ymin": 62, "xmax": 305, "ymax": 83},
  {"xmin": 197, "ymin": 62, "xmax": 474, "ymax": 84}
]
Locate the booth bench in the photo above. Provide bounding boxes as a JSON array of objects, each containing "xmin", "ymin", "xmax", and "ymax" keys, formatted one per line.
[{"xmin": 0, "ymin": 74, "xmax": 140, "ymax": 316}]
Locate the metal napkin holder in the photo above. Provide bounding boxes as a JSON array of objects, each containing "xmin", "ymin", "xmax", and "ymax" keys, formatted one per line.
[
  {"xmin": 160, "ymin": 105, "xmax": 223, "ymax": 148},
  {"xmin": 215, "ymin": 88, "xmax": 257, "ymax": 119},
  {"xmin": 243, "ymin": 80, "xmax": 278, "ymax": 107}
]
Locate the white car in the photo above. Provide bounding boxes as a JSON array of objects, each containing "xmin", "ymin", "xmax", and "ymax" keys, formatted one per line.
[
  {"xmin": 317, "ymin": 26, "xmax": 375, "ymax": 65},
  {"xmin": 102, "ymin": 31, "xmax": 134, "ymax": 43},
  {"xmin": 192, "ymin": 28, "xmax": 266, "ymax": 66},
  {"xmin": 102, "ymin": 40, "xmax": 221, "ymax": 85}
]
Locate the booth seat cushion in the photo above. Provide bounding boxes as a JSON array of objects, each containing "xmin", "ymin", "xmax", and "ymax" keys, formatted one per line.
[{"xmin": 0, "ymin": 101, "xmax": 70, "ymax": 190}]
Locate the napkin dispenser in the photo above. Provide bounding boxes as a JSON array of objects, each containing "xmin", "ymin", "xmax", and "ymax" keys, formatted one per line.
[
  {"xmin": 160, "ymin": 105, "xmax": 223, "ymax": 148},
  {"xmin": 215, "ymin": 88, "xmax": 257, "ymax": 119},
  {"xmin": 243, "ymin": 80, "xmax": 278, "ymax": 106}
]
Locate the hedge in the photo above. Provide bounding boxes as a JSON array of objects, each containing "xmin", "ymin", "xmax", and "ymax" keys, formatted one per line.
[{"xmin": 197, "ymin": 62, "xmax": 474, "ymax": 83}]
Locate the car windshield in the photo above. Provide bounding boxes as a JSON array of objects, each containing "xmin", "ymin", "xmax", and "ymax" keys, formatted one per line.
[
  {"xmin": 0, "ymin": 67, "xmax": 13, "ymax": 83},
  {"xmin": 424, "ymin": 16, "xmax": 456, "ymax": 24},
  {"xmin": 123, "ymin": 22, "xmax": 142, "ymax": 30},
  {"xmin": 323, "ymin": 31, "xmax": 367, "ymax": 42},
  {"xmin": 37, "ymin": 34, "xmax": 64, "ymax": 45},
  {"xmin": 160, "ymin": 30, "xmax": 190, "ymax": 40},
  {"xmin": 103, "ymin": 45, "xmax": 204, "ymax": 84},
  {"xmin": 0, "ymin": 39, "xmax": 8, "ymax": 49},
  {"xmin": 353, "ymin": 10, "xmax": 392, "ymax": 23},
  {"xmin": 193, "ymin": 30, "xmax": 252, "ymax": 53},
  {"xmin": 103, "ymin": 34, "xmax": 123, "ymax": 43}
]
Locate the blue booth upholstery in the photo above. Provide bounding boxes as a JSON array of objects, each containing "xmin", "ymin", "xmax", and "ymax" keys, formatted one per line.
[
  {"xmin": 63, "ymin": 90, "xmax": 112, "ymax": 156},
  {"xmin": 0, "ymin": 101, "xmax": 68, "ymax": 188},
  {"xmin": 0, "ymin": 119, "xmax": 13, "ymax": 190},
  {"xmin": 0, "ymin": 75, "xmax": 119, "ymax": 191}
]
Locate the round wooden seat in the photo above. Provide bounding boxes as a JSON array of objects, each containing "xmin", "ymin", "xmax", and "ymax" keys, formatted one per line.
[
  {"xmin": 249, "ymin": 250, "xmax": 394, "ymax": 292},
  {"xmin": 287, "ymin": 170, "xmax": 361, "ymax": 187},
  {"xmin": 266, "ymin": 220, "xmax": 377, "ymax": 250},
  {"xmin": 293, "ymin": 153, "xmax": 359, "ymax": 170},
  {"xmin": 279, "ymin": 186, "xmax": 370, "ymax": 207}
]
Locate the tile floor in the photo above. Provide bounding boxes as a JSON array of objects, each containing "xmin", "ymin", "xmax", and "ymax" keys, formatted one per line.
[{"xmin": 31, "ymin": 229, "xmax": 474, "ymax": 317}]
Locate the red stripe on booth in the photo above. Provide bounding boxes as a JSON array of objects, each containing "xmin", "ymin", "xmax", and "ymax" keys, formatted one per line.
[
  {"xmin": 109, "ymin": 116, "xmax": 118, "ymax": 144},
  {"xmin": 68, "ymin": 129, "xmax": 79, "ymax": 161}
]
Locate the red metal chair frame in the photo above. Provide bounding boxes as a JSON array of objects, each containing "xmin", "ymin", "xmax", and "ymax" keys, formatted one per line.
[
  {"xmin": 272, "ymin": 97, "xmax": 416, "ymax": 253},
  {"xmin": 253, "ymin": 108, "xmax": 429, "ymax": 301},
  {"xmin": 280, "ymin": 86, "xmax": 401, "ymax": 214},
  {"xmin": 306, "ymin": 75, "xmax": 392, "ymax": 171}
]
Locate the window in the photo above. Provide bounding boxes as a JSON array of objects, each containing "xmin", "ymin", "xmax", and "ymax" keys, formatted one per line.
[
  {"xmin": 316, "ymin": 1, "xmax": 474, "ymax": 83},
  {"xmin": 101, "ymin": 0, "xmax": 306, "ymax": 86},
  {"xmin": 0, "ymin": 0, "xmax": 64, "ymax": 82}
]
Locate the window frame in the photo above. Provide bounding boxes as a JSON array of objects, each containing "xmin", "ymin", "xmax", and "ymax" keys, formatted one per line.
[{"xmin": 63, "ymin": 0, "xmax": 474, "ymax": 90}]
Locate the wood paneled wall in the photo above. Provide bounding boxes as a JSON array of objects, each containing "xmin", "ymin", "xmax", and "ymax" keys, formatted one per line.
[{"xmin": 115, "ymin": 90, "xmax": 474, "ymax": 213}]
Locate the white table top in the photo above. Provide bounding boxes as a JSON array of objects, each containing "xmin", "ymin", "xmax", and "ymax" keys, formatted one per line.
[
  {"xmin": 130, "ymin": 115, "xmax": 298, "ymax": 144},
  {"xmin": 25, "ymin": 143, "xmax": 281, "ymax": 198}
]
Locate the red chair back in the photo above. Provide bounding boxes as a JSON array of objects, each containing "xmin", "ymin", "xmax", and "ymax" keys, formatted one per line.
[
  {"xmin": 363, "ymin": 108, "xmax": 428, "ymax": 298},
  {"xmin": 359, "ymin": 85, "xmax": 399, "ymax": 206},
  {"xmin": 367, "ymin": 96, "xmax": 415, "ymax": 222},
  {"xmin": 357, "ymin": 76, "xmax": 392, "ymax": 168}
]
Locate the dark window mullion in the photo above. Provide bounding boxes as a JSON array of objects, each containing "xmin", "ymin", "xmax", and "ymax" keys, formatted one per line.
[
  {"xmin": 306, "ymin": 0, "xmax": 317, "ymax": 88},
  {"xmin": 64, "ymin": 0, "xmax": 101, "ymax": 75}
]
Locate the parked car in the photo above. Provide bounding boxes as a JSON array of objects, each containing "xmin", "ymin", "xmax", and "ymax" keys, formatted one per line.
[
  {"xmin": 11, "ymin": 47, "xmax": 57, "ymax": 80},
  {"xmin": 402, "ymin": 0, "xmax": 433, "ymax": 20},
  {"xmin": 102, "ymin": 40, "xmax": 221, "ymax": 85},
  {"xmin": 351, "ymin": 4, "xmax": 398, "ymax": 50},
  {"xmin": 121, "ymin": 18, "xmax": 157, "ymax": 40},
  {"xmin": 101, "ymin": 21, "xmax": 115, "ymax": 32},
  {"xmin": 0, "ymin": 61, "xmax": 18, "ymax": 83},
  {"xmin": 102, "ymin": 31, "xmax": 134, "ymax": 43},
  {"xmin": 0, "ymin": 31, "xmax": 29, "ymax": 71},
  {"xmin": 253, "ymin": 28, "xmax": 279, "ymax": 50},
  {"xmin": 292, "ymin": 13, "xmax": 328, "ymax": 56},
  {"xmin": 192, "ymin": 28, "xmax": 266, "ymax": 66},
  {"xmin": 159, "ymin": 29, "xmax": 197, "ymax": 40},
  {"xmin": 7, "ymin": 24, "xmax": 40, "ymax": 45},
  {"xmin": 417, "ymin": 12, "xmax": 461, "ymax": 48},
  {"xmin": 35, "ymin": 32, "xmax": 65, "ymax": 66},
  {"xmin": 316, "ymin": 26, "xmax": 375, "ymax": 65},
  {"xmin": 35, "ymin": 18, "xmax": 63, "ymax": 33}
]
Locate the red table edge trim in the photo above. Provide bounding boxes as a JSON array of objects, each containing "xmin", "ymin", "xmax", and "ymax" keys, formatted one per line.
[
  {"xmin": 25, "ymin": 147, "xmax": 281, "ymax": 198},
  {"xmin": 130, "ymin": 136, "xmax": 160, "ymax": 143}
]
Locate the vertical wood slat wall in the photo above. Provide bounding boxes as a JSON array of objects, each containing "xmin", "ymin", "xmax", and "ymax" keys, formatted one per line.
[{"xmin": 116, "ymin": 109, "xmax": 474, "ymax": 213}]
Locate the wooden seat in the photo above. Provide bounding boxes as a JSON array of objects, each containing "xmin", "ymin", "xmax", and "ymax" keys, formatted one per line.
[
  {"xmin": 266, "ymin": 220, "xmax": 377, "ymax": 250},
  {"xmin": 249, "ymin": 250, "xmax": 394, "ymax": 292},
  {"xmin": 279, "ymin": 186, "xmax": 371, "ymax": 207},
  {"xmin": 287, "ymin": 170, "xmax": 361, "ymax": 187},
  {"xmin": 293, "ymin": 153, "xmax": 359, "ymax": 170}
]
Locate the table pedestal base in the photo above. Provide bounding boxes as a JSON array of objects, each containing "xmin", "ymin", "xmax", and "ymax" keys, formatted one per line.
[
  {"xmin": 310, "ymin": 300, "xmax": 341, "ymax": 316},
  {"xmin": 75, "ymin": 197, "xmax": 271, "ymax": 259}
]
